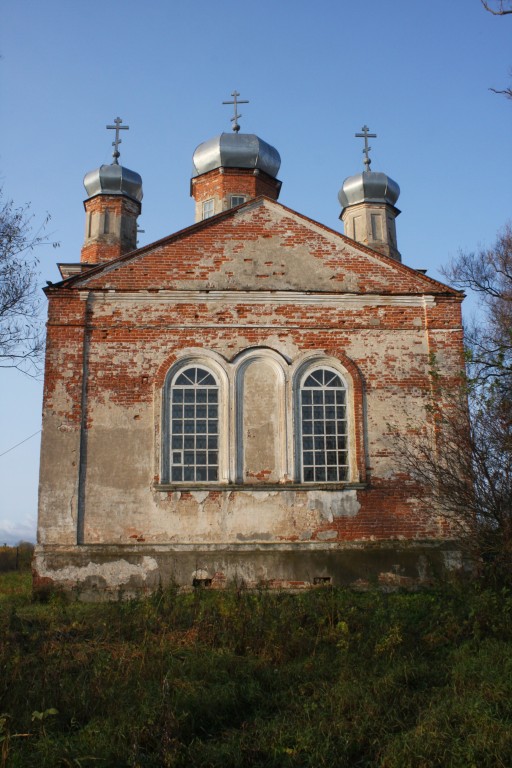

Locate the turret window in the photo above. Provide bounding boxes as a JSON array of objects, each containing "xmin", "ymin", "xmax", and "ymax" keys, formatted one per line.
[
  {"xmin": 230, "ymin": 195, "xmax": 245, "ymax": 208},
  {"xmin": 202, "ymin": 199, "xmax": 214, "ymax": 220}
]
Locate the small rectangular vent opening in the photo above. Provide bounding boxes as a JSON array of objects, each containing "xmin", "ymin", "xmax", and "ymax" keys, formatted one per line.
[
  {"xmin": 313, "ymin": 576, "xmax": 332, "ymax": 585},
  {"xmin": 193, "ymin": 578, "xmax": 212, "ymax": 588}
]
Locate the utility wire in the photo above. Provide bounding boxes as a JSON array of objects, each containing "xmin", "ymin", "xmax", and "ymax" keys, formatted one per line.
[{"xmin": 0, "ymin": 430, "xmax": 42, "ymax": 458}]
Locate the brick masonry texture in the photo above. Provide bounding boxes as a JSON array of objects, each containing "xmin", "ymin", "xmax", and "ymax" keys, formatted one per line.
[{"xmin": 36, "ymin": 196, "xmax": 465, "ymax": 594}]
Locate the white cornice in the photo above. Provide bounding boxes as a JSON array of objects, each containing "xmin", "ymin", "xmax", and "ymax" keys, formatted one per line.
[{"xmin": 79, "ymin": 290, "xmax": 437, "ymax": 308}]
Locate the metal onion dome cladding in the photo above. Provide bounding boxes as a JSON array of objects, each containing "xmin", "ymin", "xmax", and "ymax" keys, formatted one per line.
[
  {"xmin": 192, "ymin": 132, "xmax": 281, "ymax": 178},
  {"xmin": 338, "ymin": 171, "xmax": 399, "ymax": 211},
  {"xmin": 83, "ymin": 163, "xmax": 143, "ymax": 202}
]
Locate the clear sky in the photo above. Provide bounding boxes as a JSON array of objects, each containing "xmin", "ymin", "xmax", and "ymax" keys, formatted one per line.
[{"xmin": 0, "ymin": 0, "xmax": 510, "ymax": 544}]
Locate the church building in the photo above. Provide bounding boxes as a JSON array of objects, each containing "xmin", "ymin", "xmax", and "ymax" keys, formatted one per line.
[{"xmin": 34, "ymin": 101, "xmax": 465, "ymax": 598}]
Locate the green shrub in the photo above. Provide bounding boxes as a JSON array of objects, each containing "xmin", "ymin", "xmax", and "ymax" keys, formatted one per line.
[{"xmin": 0, "ymin": 575, "xmax": 511, "ymax": 767}]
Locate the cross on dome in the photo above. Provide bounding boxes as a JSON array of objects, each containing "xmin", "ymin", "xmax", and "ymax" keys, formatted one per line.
[
  {"xmin": 222, "ymin": 91, "xmax": 249, "ymax": 133},
  {"xmin": 355, "ymin": 125, "xmax": 377, "ymax": 171},
  {"xmin": 106, "ymin": 117, "xmax": 129, "ymax": 164}
]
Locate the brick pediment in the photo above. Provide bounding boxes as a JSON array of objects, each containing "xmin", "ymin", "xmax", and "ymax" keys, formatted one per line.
[{"xmin": 61, "ymin": 198, "xmax": 460, "ymax": 297}]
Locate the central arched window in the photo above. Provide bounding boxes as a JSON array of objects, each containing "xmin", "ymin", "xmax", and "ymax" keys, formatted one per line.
[
  {"xmin": 299, "ymin": 368, "xmax": 348, "ymax": 482},
  {"xmin": 169, "ymin": 367, "xmax": 219, "ymax": 482}
]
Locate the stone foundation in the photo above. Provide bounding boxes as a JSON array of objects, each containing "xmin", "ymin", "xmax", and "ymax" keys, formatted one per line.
[{"xmin": 33, "ymin": 540, "xmax": 463, "ymax": 601}]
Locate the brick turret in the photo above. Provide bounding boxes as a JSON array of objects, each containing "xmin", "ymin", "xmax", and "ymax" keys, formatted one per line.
[{"xmin": 190, "ymin": 132, "xmax": 281, "ymax": 222}]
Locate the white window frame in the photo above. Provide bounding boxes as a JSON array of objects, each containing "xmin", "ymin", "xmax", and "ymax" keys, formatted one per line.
[
  {"xmin": 202, "ymin": 199, "xmax": 215, "ymax": 220},
  {"xmin": 162, "ymin": 355, "xmax": 229, "ymax": 483},
  {"xmin": 292, "ymin": 356, "xmax": 356, "ymax": 484}
]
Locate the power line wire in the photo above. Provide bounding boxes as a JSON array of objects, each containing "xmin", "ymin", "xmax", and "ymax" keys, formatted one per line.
[{"xmin": 0, "ymin": 430, "xmax": 41, "ymax": 458}]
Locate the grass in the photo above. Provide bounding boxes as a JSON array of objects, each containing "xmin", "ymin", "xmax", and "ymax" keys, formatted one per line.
[{"xmin": 1, "ymin": 574, "xmax": 512, "ymax": 767}]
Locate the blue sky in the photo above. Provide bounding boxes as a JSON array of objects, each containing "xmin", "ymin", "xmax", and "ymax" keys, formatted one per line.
[{"xmin": 1, "ymin": 0, "xmax": 510, "ymax": 544}]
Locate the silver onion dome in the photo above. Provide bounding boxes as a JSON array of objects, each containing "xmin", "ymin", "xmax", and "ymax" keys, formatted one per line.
[
  {"xmin": 192, "ymin": 132, "xmax": 281, "ymax": 178},
  {"xmin": 338, "ymin": 171, "xmax": 399, "ymax": 211},
  {"xmin": 83, "ymin": 163, "xmax": 143, "ymax": 202}
]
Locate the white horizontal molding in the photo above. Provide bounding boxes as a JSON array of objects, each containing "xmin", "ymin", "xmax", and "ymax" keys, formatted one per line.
[{"xmin": 80, "ymin": 290, "xmax": 437, "ymax": 309}]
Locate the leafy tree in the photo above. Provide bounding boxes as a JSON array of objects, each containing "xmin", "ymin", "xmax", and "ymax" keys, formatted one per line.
[{"xmin": 0, "ymin": 188, "xmax": 55, "ymax": 375}]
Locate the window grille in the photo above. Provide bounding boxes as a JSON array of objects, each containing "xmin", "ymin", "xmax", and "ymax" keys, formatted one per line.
[
  {"xmin": 300, "ymin": 368, "xmax": 348, "ymax": 482},
  {"xmin": 170, "ymin": 367, "xmax": 219, "ymax": 482}
]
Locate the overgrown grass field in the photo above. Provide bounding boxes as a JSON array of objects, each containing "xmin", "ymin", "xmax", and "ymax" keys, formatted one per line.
[{"xmin": 1, "ymin": 574, "xmax": 512, "ymax": 767}]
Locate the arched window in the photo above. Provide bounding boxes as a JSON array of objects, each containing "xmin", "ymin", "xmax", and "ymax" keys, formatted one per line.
[
  {"xmin": 299, "ymin": 368, "xmax": 348, "ymax": 482},
  {"xmin": 167, "ymin": 366, "xmax": 220, "ymax": 482}
]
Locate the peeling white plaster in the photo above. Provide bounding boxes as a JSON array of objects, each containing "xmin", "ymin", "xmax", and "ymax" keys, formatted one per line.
[
  {"xmin": 37, "ymin": 556, "xmax": 159, "ymax": 586},
  {"xmin": 191, "ymin": 491, "xmax": 209, "ymax": 504},
  {"xmin": 307, "ymin": 490, "xmax": 360, "ymax": 521}
]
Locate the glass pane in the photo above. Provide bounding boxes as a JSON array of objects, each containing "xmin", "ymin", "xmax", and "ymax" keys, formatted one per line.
[
  {"xmin": 184, "ymin": 436, "xmax": 194, "ymax": 449},
  {"xmin": 184, "ymin": 405, "xmax": 195, "ymax": 418},
  {"xmin": 172, "ymin": 420, "xmax": 182, "ymax": 434},
  {"xmin": 327, "ymin": 466, "xmax": 338, "ymax": 481},
  {"xmin": 196, "ymin": 420, "xmax": 206, "ymax": 434},
  {"xmin": 171, "ymin": 467, "xmax": 183, "ymax": 482},
  {"xmin": 302, "ymin": 405, "xmax": 312, "ymax": 419},
  {"xmin": 208, "ymin": 390, "xmax": 218, "ymax": 403},
  {"xmin": 184, "ymin": 466, "xmax": 194, "ymax": 481},
  {"xmin": 184, "ymin": 421, "xmax": 195, "ymax": 433},
  {"xmin": 196, "ymin": 390, "xmax": 207, "ymax": 403},
  {"xmin": 196, "ymin": 452, "xmax": 207, "ymax": 465},
  {"xmin": 304, "ymin": 467, "xmax": 314, "ymax": 482},
  {"xmin": 184, "ymin": 390, "xmax": 194, "ymax": 403},
  {"xmin": 196, "ymin": 467, "xmax": 207, "ymax": 481},
  {"xmin": 315, "ymin": 467, "xmax": 326, "ymax": 481},
  {"xmin": 207, "ymin": 467, "xmax": 218, "ymax": 481},
  {"xmin": 302, "ymin": 390, "xmax": 312, "ymax": 404},
  {"xmin": 172, "ymin": 404, "xmax": 182, "ymax": 418},
  {"xmin": 208, "ymin": 420, "xmax": 218, "ymax": 434},
  {"xmin": 173, "ymin": 390, "xmax": 183, "ymax": 403},
  {"xmin": 208, "ymin": 452, "xmax": 218, "ymax": 464},
  {"xmin": 313, "ymin": 390, "xmax": 323, "ymax": 404},
  {"xmin": 171, "ymin": 436, "xmax": 183, "ymax": 449},
  {"xmin": 196, "ymin": 436, "xmax": 207, "ymax": 449}
]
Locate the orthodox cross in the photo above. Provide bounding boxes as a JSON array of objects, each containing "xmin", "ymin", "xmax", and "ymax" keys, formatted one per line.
[
  {"xmin": 355, "ymin": 125, "xmax": 377, "ymax": 171},
  {"xmin": 222, "ymin": 91, "xmax": 249, "ymax": 133},
  {"xmin": 106, "ymin": 117, "xmax": 129, "ymax": 164}
]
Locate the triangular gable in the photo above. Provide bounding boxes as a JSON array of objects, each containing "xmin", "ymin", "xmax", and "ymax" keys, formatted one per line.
[{"xmin": 56, "ymin": 198, "xmax": 461, "ymax": 297}]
